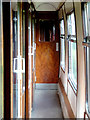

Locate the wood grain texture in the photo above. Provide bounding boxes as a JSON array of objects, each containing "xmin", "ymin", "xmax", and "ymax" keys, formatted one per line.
[
  {"xmin": 36, "ymin": 15, "xmax": 59, "ymax": 83},
  {"xmin": 22, "ymin": 92, "xmax": 25, "ymax": 118},
  {"xmin": 36, "ymin": 11, "xmax": 58, "ymax": 20},
  {"xmin": 58, "ymin": 79, "xmax": 75, "ymax": 118}
]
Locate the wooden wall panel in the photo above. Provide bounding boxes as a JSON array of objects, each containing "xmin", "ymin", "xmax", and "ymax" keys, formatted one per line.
[
  {"xmin": 22, "ymin": 92, "xmax": 25, "ymax": 118},
  {"xmin": 36, "ymin": 13, "xmax": 59, "ymax": 83}
]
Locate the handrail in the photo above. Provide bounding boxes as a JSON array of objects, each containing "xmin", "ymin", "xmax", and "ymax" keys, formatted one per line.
[
  {"xmin": 66, "ymin": 35, "xmax": 76, "ymax": 42},
  {"xmin": 60, "ymin": 36, "xmax": 65, "ymax": 39},
  {"xmin": 82, "ymin": 42, "xmax": 90, "ymax": 47}
]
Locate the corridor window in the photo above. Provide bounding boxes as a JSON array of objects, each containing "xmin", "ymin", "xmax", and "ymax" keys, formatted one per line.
[
  {"xmin": 83, "ymin": 3, "xmax": 90, "ymax": 37},
  {"xmin": 60, "ymin": 19, "xmax": 65, "ymax": 70},
  {"xmin": 86, "ymin": 46, "xmax": 90, "ymax": 114},
  {"xmin": 67, "ymin": 12, "xmax": 77, "ymax": 91},
  {"xmin": 82, "ymin": 2, "xmax": 90, "ymax": 115}
]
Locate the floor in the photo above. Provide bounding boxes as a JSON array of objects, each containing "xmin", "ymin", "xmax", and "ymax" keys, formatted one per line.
[{"xmin": 31, "ymin": 89, "xmax": 63, "ymax": 118}]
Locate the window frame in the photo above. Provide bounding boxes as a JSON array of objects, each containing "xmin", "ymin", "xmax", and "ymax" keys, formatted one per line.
[
  {"xmin": 60, "ymin": 18, "xmax": 66, "ymax": 72},
  {"xmin": 82, "ymin": 2, "xmax": 90, "ymax": 117},
  {"xmin": 67, "ymin": 10, "xmax": 77, "ymax": 94}
]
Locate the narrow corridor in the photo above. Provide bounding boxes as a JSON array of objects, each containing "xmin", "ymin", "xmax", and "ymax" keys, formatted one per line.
[{"xmin": 31, "ymin": 89, "xmax": 63, "ymax": 118}]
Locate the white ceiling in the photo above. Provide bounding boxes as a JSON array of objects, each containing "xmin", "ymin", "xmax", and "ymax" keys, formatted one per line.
[
  {"xmin": 12, "ymin": 1, "xmax": 64, "ymax": 12},
  {"xmin": 33, "ymin": 2, "xmax": 61, "ymax": 11}
]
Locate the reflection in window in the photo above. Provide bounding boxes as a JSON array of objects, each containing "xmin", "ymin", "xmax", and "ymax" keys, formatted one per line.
[
  {"xmin": 67, "ymin": 12, "xmax": 77, "ymax": 91},
  {"xmin": 12, "ymin": 4, "xmax": 25, "ymax": 118},
  {"xmin": 83, "ymin": 2, "xmax": 90, "ymax": 115},
  {"xmin": 13, "ymin": 11, "xmax": 18, "ymax": 118},
  {"xmin": 68, "ymin": 41, "xmax": 77, "ymax": 87},
  {"xmin": 60, "ymin": 19, "xmax": 65, "ymax": 70},
  {"xmin": 86, "ymin": 46, "xmax": 90, "ymax": 114},
  {"xmin": 22, "ymin": 10, "xmax": 25, "ymax": 94},
  {"xmin": 60, "ymin": 20, "xmax": 64, "ymax": 35},
  {"xmin": 67, "ymin": 12, "xmax": 75, "ymax": 36},
  {"xmin": 83, "ymin": 3, "xmax": 90, "ymax": 37},
  {"xmin": 39, "ymin": 20, "xmax": 55, "ymax": 42}
]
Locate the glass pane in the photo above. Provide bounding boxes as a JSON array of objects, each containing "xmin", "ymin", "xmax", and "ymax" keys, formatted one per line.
[
  {"xmin": 61, "ymin": 38, "xmax": 65, "ymax": 69},
  {"xmin": 69, "ymin": 41, "xmax": 77, "ymax": 89},
  {"xmin": 67, "ymin": 12, "xmax": 76, "ymax": 36},
  {"xmin": 0, "ymin": 1, "xmax": 4, "ymax": 119},
  {"xmin": 39, "ymin": 20, "xmax": 55, "ymax": 42},
  {"xmin": 60, "ymin": 19, "xmax": 64, "ymax": 35},
  {"xmin": 84, "ymin": 3, "xmax": 90, "ymax": 36},
  {"xmin": 22, "ymin": 10, "xmax": 25, "ymax": 93},
  {"xmin": 86, "ymin": 47, "xmax": 90, "ymax": 112},
  {"xmin": 60, "ymin": 19, "xmax": 65, "ymax": 69},
  {"xmin": 13, "ymin": 11, "xmax": 18, "ymax": 118},
  {"xmin": 22, "ymin": 9, "xmax": 25, "ymax": 117},
  {"xmin": 12, "ymin": 3, "xmax": 25, "ymax": 118}
]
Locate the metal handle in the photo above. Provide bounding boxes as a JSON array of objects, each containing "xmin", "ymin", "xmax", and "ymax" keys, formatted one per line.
[{"xmin": 13, "ymin": 56, "xmax": 25, "ymax": 73}]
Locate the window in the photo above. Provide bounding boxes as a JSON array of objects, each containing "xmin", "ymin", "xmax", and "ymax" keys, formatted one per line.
[
  {"xmin": 39, "ymin": 20, "xmax": 55, "ymax": 42},
  {"xmin": 60, "ymin": 19, "xmax": 65, "ymax": 70},
  {"xmin": 86, "ymin": 46, "xmax": 90, "ymax": 114},
  {"xmin": 83, "ymin": 3, "xmax": 90, "ymax": 37},
  {"xmin": 67, "ymin": 12, "xmax": 77, "ymax": 91},
  {"xmin": 82, "ymin": 2, "xmax": 90, "ymax": 115}
]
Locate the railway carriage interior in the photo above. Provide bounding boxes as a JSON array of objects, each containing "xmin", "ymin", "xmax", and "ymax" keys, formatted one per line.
[{"xmin": 0, "ymin": 0, "xmax": 90, "ymax": 119}]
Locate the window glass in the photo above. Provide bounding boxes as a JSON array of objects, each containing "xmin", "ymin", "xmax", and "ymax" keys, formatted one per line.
[
  {"xmin": 60, "ymin": 20, "xmax": 64, "ymax": 35},
  {"xmin": 86, "ymin": 47, "xmax": 90, "ymax": 113},
  {"xmin": 83, "ymin": 2, "xmax": 90, "ymax": 114},
  {"xmin": 61, "ymin": 38, "xmax": 65, "ymax": 69},
  {"xmin": 67, "ymin": 12, "xmax": 77, "ymax": 90},
  {"xmin": 13, "ymin": 11, "xmax": 18, "ymax": 118},
  {"xmin": 60, "ymin": 19, "xmax": 65, "ymax": 70},
  {"xmin": 67, "ymin": 12, "xmax": 76, "ymax": 36},
  {"xmin": 68, "ymin": 41, "xmax": 77, "ymax": 89},
  {"xmin": 12, "ymin": 3, "xmax": 25, "ymax": 118},
  {"xmin": 39, "ymin": 20, "xmax": 55, "ymax": 42},
  {"xmin": 22, "ymin": 10, "xmax": 25, "ymax": 94},
  {"xmin": 83, "ymin": 3, "xmax": 90, "ymax": 37}
]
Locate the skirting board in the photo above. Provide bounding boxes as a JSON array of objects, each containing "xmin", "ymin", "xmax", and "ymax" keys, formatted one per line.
[
  {"xmin": 36, "ymin": 83, "xmax": 58, "ymax": 90},
  {"xmin": 58, "ymin": 83, "xmax": 75, "ymax": 118},
  {"xmin": 58, "ymin": 83, "xmax": 69, "ymax": 118}
]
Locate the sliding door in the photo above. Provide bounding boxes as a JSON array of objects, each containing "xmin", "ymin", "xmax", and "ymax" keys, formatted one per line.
[{"xmin": 11, "ymin": 2, "xmax": 25, "ymax": 118}]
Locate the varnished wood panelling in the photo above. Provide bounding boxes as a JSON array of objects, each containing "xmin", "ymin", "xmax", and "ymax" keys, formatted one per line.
[
  {"xmin": 36, "ymin": 11, "xmax": 58, "ymax": 20},
  {"xmin": 36, "ymin": 16, "xmax": 59, "ymax": 83},
  {"xmin": 58, "ymin": 80, "xmax": 75, "ymax": 118},
  {"xmin": 22, "ymin": 92, "xmax": 25, "ymax": 118},
  {"xmin": 36, "ymin": 42, "xmax": 59, "ymax": 83}
]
